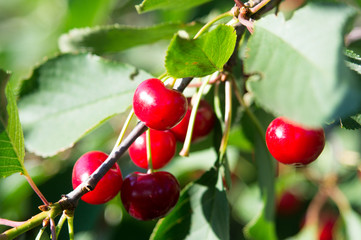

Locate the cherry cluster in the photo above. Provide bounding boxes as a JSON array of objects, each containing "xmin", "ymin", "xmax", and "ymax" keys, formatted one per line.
[
  {"xmin": 72, "ymin": 78, "xmax": 215, "ymax": 221},
  {"xmin": 71, "ymin": 78, "xmax": 326, "ymax": 221}
]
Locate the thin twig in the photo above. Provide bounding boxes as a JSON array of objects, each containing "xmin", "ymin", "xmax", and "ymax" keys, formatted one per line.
[
  {"xmin": 23, "ymin": 170, "xmax": 49, "ymax": 206},
  {"xmin": 0, "ymin": 219, "xmax": 26, "ymax": 227}
]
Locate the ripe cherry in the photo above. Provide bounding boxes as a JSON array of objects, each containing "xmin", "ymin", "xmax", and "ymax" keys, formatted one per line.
[
  {"xmin": 171, "ymin": 97, "xmax": 215, "ymax": 142},
  {"xmin": 319, "ymin": 216, "xmax": 337, "ymax": 240},
  {"xmin": 265, "ymin": 117, "xmax": 325, "ymax": 165},
  {"xmin": 120, "ymin": 171, "xmax": 180, "ymax": 221},
  {"xmin": 72, "ymin": 151, "xmax": 123, "ymax": 205},
  {"xmin": 128, "ymin": 129, "xmax": 176, "ymax": 169},
  {"xmin": 276, "ymin": 191, "xmax": 302, "ymax": 216},
  {"xmin": 133, "ymin": 78, "xmax": 187, "ymax": 130}
]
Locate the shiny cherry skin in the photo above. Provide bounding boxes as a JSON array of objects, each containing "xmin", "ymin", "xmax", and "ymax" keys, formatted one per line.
[
  {"xmin": 276, "ymin": 191, "xmax": 302, "ymax": 216},
  {"xmin": 128, "ymin": 129, "xmax": 176, "ymax": 169},
  {"xmin": 120, "ymin": 171, "xmax": 180, "ymax": 221},
  {"xmin": 72, "ymin": 151, "xmax": 123, "ymax": 205},
  {"xmin": 265, "ymin": 117, "xmax": 325, "ymax": 165},
  {"xmin": 171, "ymin": 98, "xmax": 215, "ymax": 142},
  {"xmin": 133, "ymin": 78, "xmax": 187, "ymax": 130}
]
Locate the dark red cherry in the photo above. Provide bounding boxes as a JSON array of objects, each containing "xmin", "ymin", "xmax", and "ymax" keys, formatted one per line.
[
  {"xmin": 171, "ymin": 97, "xmax": 215, "ymax": 142},
  {"xmin": 120, "ymin": 171, "xmax": 180, "ymax": 221},
  {"xmin": 133, "ymin": 78, "xmax": 187, "ymax": 130},
  {"xmin": 128, "ymin": 129, "xmax": 176, "ymax": 169},
  {"xmin": 276, "ymin": 191, "xmax": 302, "ymax": 216},
  {"xmin": 72, "ymin": 151, "xmax": 123, "ymax": 205},
  {"xmin": 265, "ymin": 117, "xmax": 325, "ymax": 165},
  {"xmin": 319, "ymin": 215, "xmax": 337, "ymax": 240}
]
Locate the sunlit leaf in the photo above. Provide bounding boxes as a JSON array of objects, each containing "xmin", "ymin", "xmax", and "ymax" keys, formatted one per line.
[
  {"xmin": 59, "ymin": 22, "xmax": 202, "ymax": 54},
  {"xmin": 0, "ymin": 70, "xmax": 25, "ymax": 177},
  {"xmin": 18, "ymin": 54, "xmax": 152, "ymax": 157},
  {"xmin": 166, "ymin": 24, "xmax": 236, "ymax": 78}
]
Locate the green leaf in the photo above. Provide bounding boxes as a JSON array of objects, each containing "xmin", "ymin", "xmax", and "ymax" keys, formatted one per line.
[
  {"xmin": 151, "ymin": 167, "xmax": 229, "ymax": 240},
  {"xmin": 135, "ymin": 0, "xmax": 212, "ymax": 14},
  {"xmin": 245, "ymin": 3, "xmax": 361, "ymax": 127},
  {"xmin": 345, "ymin": 49, "xmax": 361, "ymax": 74},
  {"xmin": 341, "ymin": 114, "xmax": 361, "ymax": 129},
  {"xmin": 241, "ymin": 109, "xmax": 277, "ymax": 240},
  {"xmin": 63, "ymin": 0, "xmax": 115, "ymax": 30},
  {"xmin": 59, "ymin": 22, "xmax": 202, "ymax": 55},
  {"xmin": 243, "ymin": 137, "xmax": 277, "ymax": 240},
  {"xmin": 165, "ymin": 24, "xmax": 237, "ymax": 78},
  {"xmin": 341, "ymin": 208, "xmax": 361, "ymax": 239},
  {"xmin": 18, "ymin": 53, "xmax": 152, "ymax": 157},
  {"xmin": 0, "ymin": 70, "xmax": 25, "ymax": 177}
]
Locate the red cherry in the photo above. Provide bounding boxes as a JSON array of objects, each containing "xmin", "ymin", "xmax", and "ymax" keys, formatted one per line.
[
  {"xmin": 171, "ymin": 98, "xmax": 215, "ymax": 142},
  {"xmin": 276, "ymin": 191, "xmax": 302, "ymax": 216},
  {"xmin": 319, "ymin": 216, "xmax": 337, "ymax": 240},
  {"xmin": 133, "ymin": 78, "xmax": 187, "ymax": 130},
  {"xmin": 120, "ymin": 171, "xmax": 180, "ymax": 221},
  {"xmin": 72, "ymin": 151, "xmax": 123, "ymax": 205},
  {"xmin": 128, "ymin": 129, "xmax": 176, "ymax": 169},
  {"xmin": 265, "ymin": 117, "xmax": 325, "ymax": 165}
]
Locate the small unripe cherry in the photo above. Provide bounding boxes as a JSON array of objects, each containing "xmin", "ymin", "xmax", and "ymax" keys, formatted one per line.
[
  {"xmin": 265, "ymin": 117, "xmax": 325, "ymax": 165},
  {"xmin": 72, "ymin": 151, "xmax": 123, "ymax": 205},
  {"xmin": 128, "ymin": 129, "xmax": 176, "ymax": 169},
  {"xmin": 171, "ymin": 97, "xmax": 215, "ymax": 142},
  {"xmin": 133, "ymin": 78, "xmax": 187, "ymax": 130}
]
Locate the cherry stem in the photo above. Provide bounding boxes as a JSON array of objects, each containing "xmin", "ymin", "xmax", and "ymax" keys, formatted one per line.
[
  {"xmin": 213, "ymin": 82, "xmax": 224, "ymax": 128},
  {"xmin": 329, "ymin": 185, "xmax": 351, "ymax": 213},
  {"xmin": 115, "ymin": 109, "xmax": 135, "ymax": 147},
  {"xmin": 35, "ymin": 226, "xmax": 47, "ymax": 240},
  {"xmin": 0, "ymin": 219, "xmax": 26, "ymax": 228},
  {"xmin": 194, "ymin": 11, "xmax": 233, "ymax": 39},
  {"xmin": 304, "ymin": 187, "xmax": 328, "ymax": 228},
  {"xmin": 180, "ymin": 75, "xmax": 212, "ymax": 157},
  {"xmin": 249, "ymin": 0, "xmax": 271, "ymax": 14},
  {"xmin": 146, "ymin": 129, "xmax": 154, "ymax": 172},
  {"xmin": 55, "ymin": 212, "xmax": 67, "ymax": 237},
  {"xmin": 66, "ymin": 211, "xmax": 75, "ymax": 240},
  {"xmin": 50, "ymin": 218, "xmax": 56, "ymax": 240},
  {"xmin": 219, "ymin": 80, "xmax": 232, "ymax": 161},
  {"xmin": 231, "ymin": 78, "xmax": 265, "ymax": 138},
  {"xmin": 23, "ymin": 169, "xmax": 49, "ymax": 206}
]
